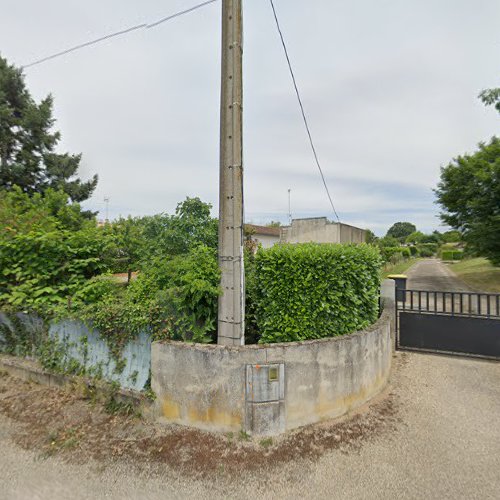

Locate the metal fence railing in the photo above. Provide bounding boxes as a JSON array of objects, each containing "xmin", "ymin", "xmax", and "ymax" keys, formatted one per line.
[{"xmin": 397, "ymin": 289, "xmax": 500, "ymax": 319}]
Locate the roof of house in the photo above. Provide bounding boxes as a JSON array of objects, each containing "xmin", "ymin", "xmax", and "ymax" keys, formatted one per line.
[{"xmin": 245, "ymin": 224, "xmax": 281, "ymax": 237}]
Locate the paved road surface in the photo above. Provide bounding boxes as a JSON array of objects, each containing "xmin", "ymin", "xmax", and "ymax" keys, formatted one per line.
[
  {"xmin": 1, "ymin": 259, "xmax": 499, "ymax": 499},
  {"xmin": 2, "ymin": 353, "xmax": 499, "ymax": 500},
  {"xmin": 406, "ymin": 258, "xmax": 472, "ymax": 292},
  {"xmin": 404, "ymin": 259, "xmax": 495, "ymax": 314}
]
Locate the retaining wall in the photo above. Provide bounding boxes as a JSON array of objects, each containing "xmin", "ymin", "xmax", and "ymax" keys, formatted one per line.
[
  {"xmin": 0, "ymin": 313, "xmax": 151, "ymax": 391},
  {"xmin": 151, "ymin": 281, "xmax": 396, "ymax": 436}
]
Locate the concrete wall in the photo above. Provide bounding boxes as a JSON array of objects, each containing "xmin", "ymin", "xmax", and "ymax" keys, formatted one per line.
[
  {"xmin": 253, "ymin": 233, "xmax": 280, "ymax": 249},
  {"xmin": 151, "ymin": 281, "xmax": 395, "ymax": 436},
  {"xmin": 0, "ymin": 313, "xmax": 151, "ymax": 391},
  {"xmin": 281, "ymin": 217, "xmax": 366, "ymax": 244}
]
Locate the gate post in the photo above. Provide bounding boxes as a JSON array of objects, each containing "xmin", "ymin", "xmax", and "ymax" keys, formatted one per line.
[{"xmin": 381, "ymin": 279, "xmax": 396, "ymax": 351}]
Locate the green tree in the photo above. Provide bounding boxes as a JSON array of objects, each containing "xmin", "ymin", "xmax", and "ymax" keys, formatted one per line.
[
  {"xmin": 378, "ymin": 235, "xmax": 400, "ymax": 248},
  {"xmin": 479, "ymin": 86, "xmax": 500, "ymax": 113},
  {"xmin": 104, "ymin": 217, "xmax": 145, "ymax": 282},
  {"xmin": 0, "ymin": 189, "xmax": 108, "ymax": 312},
  {"xmin": 435, "ymin": 137, "xmax": 500, "ymax": 265},
  {"xmin": 386, "ymin": 222, "xmax": 417, "ymax": 242},
  {"xmin": 142, "ymin": 197, "xmax": 218, "ymax": 258},
  {"xmin": 365, "ymin": 229, "xmax": 378, "ymax": 244},
  {"xmin": 441, "ymin": 230, "xmax": 462, "ymax": 243},
  {"xmin": 0, "ymin": 55, "xmax": 97, "ymax": 202},
  {"xmin": 405, "ymin": 231, "xmax": 425, "ymax": 245}
]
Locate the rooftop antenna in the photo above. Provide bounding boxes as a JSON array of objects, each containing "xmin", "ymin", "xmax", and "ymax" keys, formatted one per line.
[
  {"xmin": 104, "ymin": 197, "xmax": 110, "ymax": 222},
  {"xmin": 288, "ymin": 188, "xmax": 292, "ymax": 225}
]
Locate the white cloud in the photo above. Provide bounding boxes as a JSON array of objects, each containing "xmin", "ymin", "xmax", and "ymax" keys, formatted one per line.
[{"xmin": 1, "ymin": 0, "xmax": 498, "ymax": 234}]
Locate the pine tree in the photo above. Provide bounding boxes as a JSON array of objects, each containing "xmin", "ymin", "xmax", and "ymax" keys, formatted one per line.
[{"xmin": 0, "ymin": 55, "xmax": 97, "ymax": 202}]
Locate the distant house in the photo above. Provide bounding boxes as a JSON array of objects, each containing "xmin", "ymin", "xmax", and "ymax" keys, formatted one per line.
[
  {"xmin": 245, "ymin": 224, "xmax": 281, "ymax": 249},
  {"xmin": 280, "ymin": 217, "xmax": 366, "ymax": 244}
]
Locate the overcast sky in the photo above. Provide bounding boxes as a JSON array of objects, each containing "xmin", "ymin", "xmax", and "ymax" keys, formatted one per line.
[{"xmin": 1, "ymin": 0, "xmax": 499, "ymax": 234}]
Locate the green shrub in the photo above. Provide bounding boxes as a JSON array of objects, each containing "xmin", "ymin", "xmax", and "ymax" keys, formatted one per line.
[
  {"xmin": 441, "ymin": 250, "xmax": 463, "ymax": 261},
  {"xmin": 441, "ymin": 250, "xmax": 454, "ymax": 261},
  {"xmin": 409, "ymin": 246, "xmax": 419, "ymax": 256},
  {"xmin": 418, "ymin": 247, "xmax": 434, "ymax": 257},
  {"xmin": 418, "ymin": 243, "xmax": 438, "ymax": 256},
  {"xmin": 400, "ymin": 248, "xmax": 411, "ymax": 258},
  {"xmin": 65, "ymin": 245, "xmax": 221, "ymax": 346},
  {"xmin": 254, "ymin": 243, "xmax": 382, "ymax": 344},
  {"xmin": 0, "ymin": 228, "xmax": 108, "ymax": 312}
]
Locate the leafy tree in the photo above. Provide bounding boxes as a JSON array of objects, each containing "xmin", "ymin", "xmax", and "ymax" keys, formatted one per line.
[
  {"xmin": 441, "ymin": 230, "xmax": 462, "ymax": 243},
  {"xmin": 405, "ymin": 231, "xmax": 425, "ymax": 245},
  {"xmin": 479, "ymin": 86, "xmax": 500, "ymax": 113},
  {"xmin": 142, "ymin": 197, "xmax": 218, "ymax": 259},
  {"xmin": 435, "ymin": 137, "xmax": 500, "ymax": 265},
  {"xmin": 104, "ymin": 217, "xmax": 145, "ymax": 282},
  {"xmin": 0, "ymin": 55, "xmax": 97, "ymax": 202},
  {"xmin": 365, "ymin": 229, "xmax": 378, "ymax": 244},
  {"xmin": 267, "ymin": 221, "xmax": 282, "ymax": 227},
  {"xmin": 0, "ymin": 187, "xmax": 110, "ymax": 312},
  {"xmin": 378, "ymin": 235, "xmax": 400, "ymax": 248},
  {"xmin": 386, "ymin": 222, "xmax": 417, "ymax": 242},
  {"xmin": 0, "ymin": 186, "xmax": 90, "ymax": 236},
  {"xmin": 420, "ymin": 232, "xmax": 441, "ymax": 244}
]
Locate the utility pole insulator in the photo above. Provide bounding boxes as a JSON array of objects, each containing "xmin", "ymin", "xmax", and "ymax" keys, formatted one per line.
[{"xmin": 218, "ymin": 0, "xmax": 245, "ymax": 346}]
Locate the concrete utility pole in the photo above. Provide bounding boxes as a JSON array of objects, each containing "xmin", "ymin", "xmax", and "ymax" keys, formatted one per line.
[{"xmin": 218, "ymin": 0, "xmax": 245, "ymax": 346}]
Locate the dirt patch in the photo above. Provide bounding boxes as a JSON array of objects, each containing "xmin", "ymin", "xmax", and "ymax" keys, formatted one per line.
[{"xmin": 0, "ymin": 371, "xmax": 401, "ymax": 479}]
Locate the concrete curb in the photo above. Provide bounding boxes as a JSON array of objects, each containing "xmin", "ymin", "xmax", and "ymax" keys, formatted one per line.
[{"xmin": 0, "ymin": 354, "xmax": 150, "ymax": 409}]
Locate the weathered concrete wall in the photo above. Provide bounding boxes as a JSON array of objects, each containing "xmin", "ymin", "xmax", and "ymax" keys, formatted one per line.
[
  {"xmin": 281, "ymin": 217, "xmax": 366, "ymax": 244},
  {"xmin": 0, "ymin": 313, "xmax": 151, "ymax": 391},
  {"xmin": 151, "ymin": 286, "xmax": 394, "ymax": 436},
  {"xmin": 253, "ymin": 233, "xmax": 280, "ymax": 248}
]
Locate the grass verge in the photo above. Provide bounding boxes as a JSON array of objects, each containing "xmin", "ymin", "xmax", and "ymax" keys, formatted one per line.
[
  {"xmin": 382, "ymin": 258, "xmax": 419, "ymax": 279},
  {"xmin": 449, "ymin": 258, "xmax": 500, "ymax": 293}
]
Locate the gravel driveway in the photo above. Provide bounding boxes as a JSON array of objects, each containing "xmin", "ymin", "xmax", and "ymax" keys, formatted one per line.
[
  {"xmin": 1, "ymin": 259, "xmax": 499, "ymax": 499},
  {"xmin": 406, "ymin": 258, "xmax": 473, "ymax": 292},
  {"xmin": 1, "ymin": 351, "xmax": 499, "ymax": 500}
]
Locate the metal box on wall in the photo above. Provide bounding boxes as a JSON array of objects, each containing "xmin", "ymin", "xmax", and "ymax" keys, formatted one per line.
[{"xmin": 245, "ymin": 363, "xmax": 285, "ymax": 435}]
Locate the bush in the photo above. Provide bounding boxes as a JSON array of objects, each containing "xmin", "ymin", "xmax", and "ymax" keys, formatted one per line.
[
  {"xmin": 254, "ymin": 243, "xmax": 382, "ymax": 344},
  {"xmin": 0, "ymin": 227, "xmax": 108, "ymax": 312},
  {"xmin": 65, "ymin": 245, "xmax": 221, "ymax": 345},
  {"xmin": 381, "ymin": 246, "xmax": 409, "ymax": 263},
  {"xmin": 409, "ymin": 246, "xmax": 419, "ymax": 256},
  {"xmin": 418, "ymin": 247, "xmax": 434, "ymax": 258},
  {"xmin": 441, "ymin": 250, "xmax": 463, "ymax": 261},
  {"xmin": 400, "ymin": 248, "xmax": 411, "ymax": 258},
  {"xmin": 418, "ymin": 243, "xmax": 438, "ymax": 255}
]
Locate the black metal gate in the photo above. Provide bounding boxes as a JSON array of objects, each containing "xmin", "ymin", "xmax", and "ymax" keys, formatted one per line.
[{"xmin": 396, "ymin": 289, "xmax": 500, "ymax": 360}]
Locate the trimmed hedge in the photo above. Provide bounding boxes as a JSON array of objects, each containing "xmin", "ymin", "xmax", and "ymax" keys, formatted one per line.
[
  {"xmin": 254, "ymin": 243, "xmax": 382, "ymax": 343},
  {"xmin": 409, "ymin": 246, "xmax": 419, "ymax": 256},
  {"xmin": 441, "ymin": 250, "xmax": 463, "ymax": 261},
  {"xmin": 381, "ymin": 246, "xmax": 410, "ymax": 263}
]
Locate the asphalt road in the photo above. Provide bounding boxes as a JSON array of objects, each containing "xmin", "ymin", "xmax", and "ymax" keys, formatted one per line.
[
  {"xmin": 1, "ymin": 259, "xmax": 499, "ymax": 499},
  {"xmin": 406, "ymin": 258, "xmax": 472, "ymax": 292},
  {"xmin": 2, "ymin": 352, "xmax": 499, "ymax": 500}
]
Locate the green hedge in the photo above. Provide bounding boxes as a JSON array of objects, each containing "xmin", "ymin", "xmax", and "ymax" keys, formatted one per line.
[
  {"xmin": 441, "ymin": 250, "xmax": 463, "ymax": 261},
  {"xmin": 418, "ymin": 243, "xmax": 438, "ymax": 255},
  {"xmin": 254, "ymin": 243, "xmax": 382, "ymax": 343}
]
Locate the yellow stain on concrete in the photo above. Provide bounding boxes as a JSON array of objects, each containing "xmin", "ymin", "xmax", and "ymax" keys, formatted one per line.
[
  {"xmin": 161, "ymin": 394, "xmax": 241, "ymax": 429},
  {"xmin": 161, "ymin": 398, "xmax": 180, "ymax": 420},
  {"xmin": 187, "ymin": 406, "xmax": 241, "ymax": 428},
  {"xmin": 287, "ymin": 372, "xmax": 389, "ymax": 427},
  {"xmin": 314, "ymin": 373, "xmax": 386, "ymax": 419}
]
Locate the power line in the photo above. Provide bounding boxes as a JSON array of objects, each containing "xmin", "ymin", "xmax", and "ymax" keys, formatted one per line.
[
  {"xmin": 267, "ymin": 0, "xmax": 341, "ymax": 223},
  {"xmin": 22, "ymin": 24, "xmax": 146, "ymax": 69},
  {"xmin": 146, "ymin": 0, "xmax": 218, "ymax": 29},
  {"xmin": 22, "ymin": 0, "xmax": 219, "ymax": 70}
]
